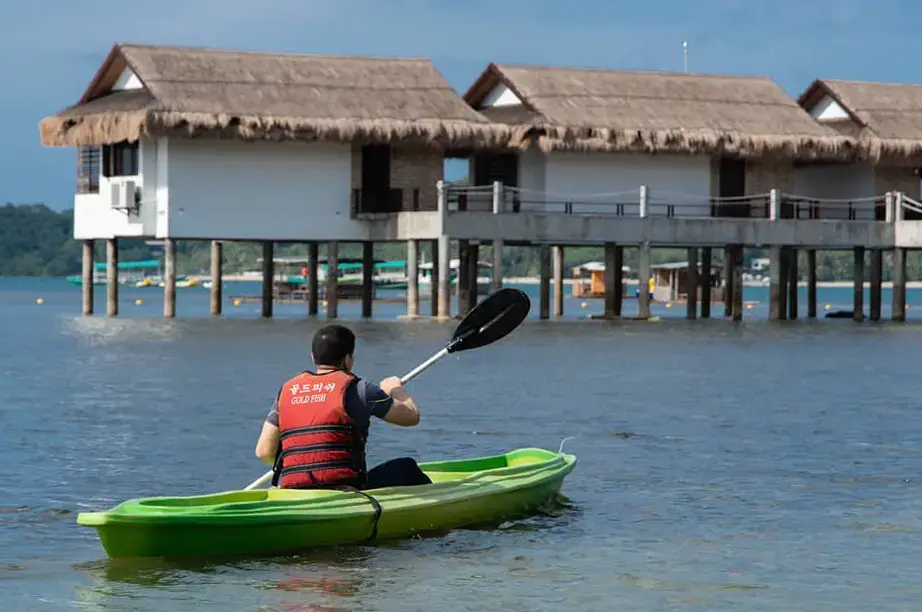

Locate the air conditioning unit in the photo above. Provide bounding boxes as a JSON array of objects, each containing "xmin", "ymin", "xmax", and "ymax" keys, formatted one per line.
[{"xmin": 109, "ymin": 179, "xmax": 139, "ymax": 213}]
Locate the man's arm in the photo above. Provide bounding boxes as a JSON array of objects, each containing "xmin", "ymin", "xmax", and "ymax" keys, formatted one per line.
[
  {"xmin": 255, "ymin": 400, "xmax": 281, "ymax": 465},
  {"xmin": 376, "ymin": 376, "xmax": 420, "ymax": 426}
]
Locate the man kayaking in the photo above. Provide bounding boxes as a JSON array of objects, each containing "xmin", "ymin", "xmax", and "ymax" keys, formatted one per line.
[{"xmin": 254, "ymin": 324, "xmax": 432, "ymax": 490}]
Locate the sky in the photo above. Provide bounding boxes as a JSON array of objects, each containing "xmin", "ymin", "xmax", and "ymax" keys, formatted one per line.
[{"xmin": 2, "ymin": 0, "xmax": 921, "ymax": 210}]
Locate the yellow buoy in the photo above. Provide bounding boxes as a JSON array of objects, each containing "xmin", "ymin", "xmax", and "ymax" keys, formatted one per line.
[
  {"xmin": 233, "ymin": 299, "xmax": 241, "ymax": 307},
  {"xmin": 36, "ymin": 298, "xmax": 44, "ymax": 305},
  {"xmin": 135, "ymin": 299, "xmax": 143, "ymax": 306}
]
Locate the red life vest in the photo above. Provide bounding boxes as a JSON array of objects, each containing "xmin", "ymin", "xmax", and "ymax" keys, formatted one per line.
[{"xmin": 272, "ymin": 369, "xmax": 367, "ymax": 489}]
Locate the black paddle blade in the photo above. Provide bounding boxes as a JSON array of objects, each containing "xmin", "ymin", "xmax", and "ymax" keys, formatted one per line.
[{"xmin": 447, "ymin": 288, "xmax": 531, "ymax": 353}]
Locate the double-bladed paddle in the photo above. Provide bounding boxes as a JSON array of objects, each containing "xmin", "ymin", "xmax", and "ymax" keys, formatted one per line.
[{"xmin": 244, "ymin": 287, "xmax": 532, "ymax": 490}]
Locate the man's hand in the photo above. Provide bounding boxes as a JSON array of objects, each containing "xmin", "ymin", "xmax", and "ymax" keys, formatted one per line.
[
  {"xmin": 379, "ymin": 376, "xmax": 404, "ymax": 397},
  {"xmin": 378, "ymin": 376, "xmax": 420, "ymax": 426}
]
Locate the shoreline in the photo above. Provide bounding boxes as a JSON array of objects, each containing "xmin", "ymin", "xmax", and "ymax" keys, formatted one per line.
[{"xmin": 9, "ymin": 275, "xmax": 922, "ymax": 290}]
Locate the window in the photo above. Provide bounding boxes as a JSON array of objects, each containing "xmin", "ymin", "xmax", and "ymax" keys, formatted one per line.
[
  {"xmin": 102, "ymin": 141, "xmax": 139, "ymax": 177},
  {"xmin": 76, "ymin": 146, "xmax": 100, "ymax": 194}
]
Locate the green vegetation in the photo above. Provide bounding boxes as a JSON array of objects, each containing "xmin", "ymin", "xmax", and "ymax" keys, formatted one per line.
[{"xmin": 0, "ymin": 202, "xmax": 916, "ymax": 281}]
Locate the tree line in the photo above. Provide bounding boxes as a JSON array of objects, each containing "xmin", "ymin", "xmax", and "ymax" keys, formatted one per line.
[{"xmin": 0, "ymin": 202, "xmax": 916, "ymax": 281}]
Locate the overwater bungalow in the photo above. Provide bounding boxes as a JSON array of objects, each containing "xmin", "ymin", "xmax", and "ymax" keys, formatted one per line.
[
  {"xmin": 650, "ymin": 261, "xmax": 724, "ymax": 303},
  {"xmin": 571, "ymin": 261, "xmax": 632, "ymax": 298}
]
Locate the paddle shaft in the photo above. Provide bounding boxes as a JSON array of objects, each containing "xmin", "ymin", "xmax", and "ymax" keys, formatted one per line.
[{"xmin": 244, "ymin": 346, "xmax": 451, "ymax": 490}]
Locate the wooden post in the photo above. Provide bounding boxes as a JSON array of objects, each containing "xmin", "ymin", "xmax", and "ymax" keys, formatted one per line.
[
  {"xmin": 539, "ymin": 244, "xmax": 550, "ymax": 320},
  {"xmin": 429, "ymin": 239, "xmax": 439, "ymax": 317},
  {"xmin": 491, "ymin": 239, "xmax": 503, "ymax": 292},
  {"xmin": 869, "ymin": 249, "xmax": 882, "ymax": 322},
  {"xmin": 552, "ymin": 245, "xmax": 564, "ymax": 317},
  {"xmin": 604, "ymin": 243, "xmax": 617, "ymax": 318},
  {"xmin": 732, "ymin": 246, "xmax": 744, "ymax": 321},
  {"xmin": 614, "ymin": 246, "xmax": 624, "ymax": 316},
  {"xmin": 807, "ymin": 249, "xmax": 817, "ymax": 318},
  {"xmin": 407, "ymin": 239, "xmax": 419, "ymax": 317},
  {"xmin": 106, "ymin": 238, "xmax": 118, "ymax": 317},
  {"xmin": 778, "ymin": 247, "xmax": 789, "ymax": 320},
  {"xmin": 164, "ymin": 238, "xmax": 177, "ymax": 318},
  {"xmin": 261, "ymin": 241, "xmax": 273, "ymax": 318},
  {"xmin": 769, "ymin": 245, "xmax": 783, "ymax": 320},
  {"xmin": 892, "ymin": 248, "xmax": 907, "ymax": 322},
  {"xmin": 326, "ymin": 241, "xmax": 338, "ymax": 319},
  {"xmin": 637, "ymin": 243, "xmax": 652, "ymax": 319},
  {"xmin": 467, "ymin": 242, "xmax": 479, "ymax": 309},
  {"xmin": 723, "ymin": 247, "xmax": 734, "ymax": 317},
  {"xmin": 788, "ymin": 248, "xmax": 798, "ymax": 320},
  {"xmin": 853, "ymin": 246, "xmax": 865, "ymax": 322},
  {"xmin": 82, "ymin": 239, "xmax": 94, "ymax": 316},
  {"xmin": 457, "ymin": 239, "xmax": 470, "ymax": 317},
  {"xmin": 686, "ymin": 247, "xmax": 698, "ymax": 320},
  {"xmin": 437, "ymin": 236, "xmax": 450, "ymax": 320},
  {"xmin": 361, "ymin": 241, "xmax": 373, "ymax": 318},
  {"xmin": 210, "ymin": 240, "xmax": 222, "ymax": 316},
  {"xmin": 700, "ymin": 247, "xmax": 711, "ymax": 319},
  {"xmin": 307, "ymin": 242, "xmax": 319, "ymax": 316}
]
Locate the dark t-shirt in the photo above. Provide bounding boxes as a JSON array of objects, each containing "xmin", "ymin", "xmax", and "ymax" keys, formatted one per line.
[{"xmin": 266, "ymin": 376, "xmax": 393, "ymax": 429}]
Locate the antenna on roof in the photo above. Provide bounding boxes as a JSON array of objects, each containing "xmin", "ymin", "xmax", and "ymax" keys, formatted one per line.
[{"xmin": 683, "ymin": 41, "xmax": 688, "ymax": 73}]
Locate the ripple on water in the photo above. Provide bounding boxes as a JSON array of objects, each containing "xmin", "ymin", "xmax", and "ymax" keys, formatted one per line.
[{"xmin": 7, "ymin": 284, "xmax": 922, "ymax": 609}]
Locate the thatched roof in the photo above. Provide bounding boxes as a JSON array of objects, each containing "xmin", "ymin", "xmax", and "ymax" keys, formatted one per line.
[
  {"xmin": 463, "ymin": 63, "xmax": 859, "ymax": 160},
  {"xmin": 798, "ymin": 79, "xmax": 922, "ymax": 161},
  {"xmin": 39, "ymin": 43, "xmax": 514, "ymax": 150}
]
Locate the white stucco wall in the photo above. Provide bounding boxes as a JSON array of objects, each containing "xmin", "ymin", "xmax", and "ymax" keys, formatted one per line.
[
  {"xmin": 791, "ymin": 163, "xmax": 878, "ymax": 220},
  {"xmin": 72, "ymin": 137, "xmax": 156, "ymax": 239},
  {"xmin": 163, "ymin": 139, "xmax": 361, "ymax": 240},
  {"xmin": 516, "ymin": 147, "xmax": 547, "ymax": 211},
  {"xmin": 543, "ymin": 152, "xmax": 712, "ymax": 217}
]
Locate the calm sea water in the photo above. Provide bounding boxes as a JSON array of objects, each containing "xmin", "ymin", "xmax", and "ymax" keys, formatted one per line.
[{"xmin": 4, "ymin": 277, "xmax": 922, "ymax": 611}]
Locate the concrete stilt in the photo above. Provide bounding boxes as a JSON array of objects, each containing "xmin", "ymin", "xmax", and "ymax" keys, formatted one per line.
[
  {"xmin": 457, "ymin": 239, "xmax": 471, "ymax": 316},
  {"xmin": 853, "ymin": 246, "xmax": 865, "ymax": 322},
  {"xmin": 603, "ymin": 243, "xmax": 618, "ymax": 318},
  {"xmin": 807, "ymin": 249, "xmax": 817, "ymax": 318},
  {"xmin": 552, "ymin": 245, "xmax": 564, "ymax": 317},
  {"xmin": 731, "ymin": 246, "xmax": 744, "ymax": 321},
  {"xmin": 491, "ymin": 239, "xmax": 503, "ymax": 292},
  {"xmin": 261, "ymin": 241, "xmax": 273, "ymax": 318},
  {"xmin": 437, "ymin": 236, "xmax": 450, "ymax": 320},
  {"xmin": 686, "ymin": 247, "xmax": 698, "ymax": 320},
  {"xmin": 164, "ymin": 238, "xmax": 177, "ymax": 318},
  {"xmin": 539, "ymin": 244, "xmax": 550, "ymax": 320},
  {"xmin": 723, "ymin": 247, "xmax": 734, "ymax": 317},
  {"xmin": 769, "ymin": 245, "xmax": 783, "ymax": 320},
  {"xmin": 467, "ymin": 242, "xmax": 479, "ymax": 310},
  {"xmin": 892, "ymin": 248, "xmax": 907, "ymax": 322},
  {"xmin": 778, "ymin": 247, "xmax": 789, "ymax": 320},
  {"xmin": 210, "ymin": 240, "xmax": 222, "ymax": 316},
  {"xmin": 407, "ymin": 239, "xmax": 419, "ymax": 318},
  {"xmin": 637, "ymin": 242, "xmax": 652, "ymax": 319},
  {"xmin": 106, "ymin": 238, "xmax": 118, "ymax": 317},
  {"xmin": 788, "ymin": 248, "xmax": 798, "ymax": 320},
  {"xmin": 361, "ymin": 241, "xmax": 373, "ymax": 318},
  {"xmin": 307, "ymin": 242, "xmax": 318, "ymax": 316},
  {"xmin": 430, "ymin": 240, "xmax": 440, "ymax": 317},
  {"xmin": 82, "ymin": 239, "xmax": 94, "ymax": 316},
  {"xmin": 613, "ymin": 245, "xmax": 624, "ymax": 317},
  {"xmin": 869, "ymin": 249, "xmax": 882, "ymax": 322},
  {"xmin": 326, "ymin": 241, "xmax": 338, "ymax": 319},
  {"xmin": 701, "ymin": 247, "xmax": 711, "ymax": 319}
]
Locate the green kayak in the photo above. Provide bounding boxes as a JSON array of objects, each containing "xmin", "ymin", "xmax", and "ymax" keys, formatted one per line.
[{"xmin": 77, "ymin": 447, "xmax": 577, "ymax": 559}]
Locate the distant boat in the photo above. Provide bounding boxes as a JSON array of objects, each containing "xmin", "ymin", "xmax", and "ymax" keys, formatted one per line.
[{"xmin": 66, "ymin": 259, "xmax": 183, "ymax": 286}]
